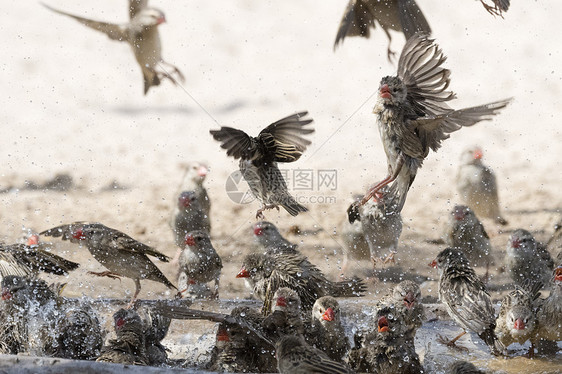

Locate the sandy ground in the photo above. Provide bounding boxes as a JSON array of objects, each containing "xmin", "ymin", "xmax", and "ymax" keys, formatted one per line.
[{"xmin": 1, "ymin": 1, "xmax": 562, "ymax": 373}]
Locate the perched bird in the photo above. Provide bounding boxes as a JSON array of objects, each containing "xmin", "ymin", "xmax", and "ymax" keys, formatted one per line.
[
  {"xmin": 177, "ymin": 230, "xmax": 222, "ymax": 299},
  {"xmin": 479, "ymin": 0, "xmax": 510, "ymax": 17},
  {"xmin": 348, "ymin": 306, "xmax": 422, "ymax": 373},
  {"xmin": 40, "ymin": 222, "xmax": 176, "ymax": 306},
  {"xmin": 135, "ymin": 305, "xmax": 171, "ymax": 366},
  {"xmin": 360, "ymin": 33, "xmax": 511, "ymax": 212},
  {"xmin": 276, "ymin": 335, "xmax": 354, "ymax": 374},
  {"xmin": 55, "ymin": 301, "xmax": 104, "ymax": 360},
  {"xmin": 0, "ymin": 242, "xmax": 79, "ymax": 281},
  {"xmin": 43, "ymin": 0, "xmax": 184, "ymax": 94},
  {"xmin": 171, "ymin": 191, "xmax": 211, "ymax": 248},
  {"xmin": 0, "ymin": 275, "xmax": 63, "ymax": 356},
  {"xmin": 334, "ymin": 0, "xmax": 431, "ymax": 61},
  {"xmin": 340, "ymin": 194, "xmax": 371, "ymax": 275},
  {"xmin": 505, "ymin": 229, "xmax": 554, "ymax": 289},
  {"xmin": 236, "ymin": 251, "xmax": 366, "ymax": 313},
  {"xmin": 431, "ymin": 248, "xmax": 504, "ymax": 355},
  {"xmin": 377, "ymin": 280, "xmax": 425, "ymax": 338},
  {"xmin": 444, "ymin": 205, "xmax": 493, "ymax": 274},
  {"xmin": 210, "ymin": 112, "xmax": 314, "ymax": 218},
  {"xmin": 174, "ymin": 162, "xmax": 211, "ymax": 217},
  {"xmin": 305, "ymin": 296, "xmax": 350, "ymax": 362},
  {"xmin": 253, "ymin": 221, "xmax": 297, "ymax": 253},
  {"xmin": 347, "ymin": 187, "xmax": 402, "ymax": 268},
  {"xmin": 456, "ymin": 147, "xmax": 507, "ymax": 225},
  {"xmin": 495, "ymin": 281, "xmax": 542, "ymax": 353},
  {"xmin": 534, "ymin": 266, "xmax": 562, "ymax": 343},
  {"xmin": 447, "ymin": 360, "xmax": 484, "ymax": 374},
  {"xmin": 97, "ymin": 308, "xmax": 148, "ymax": 365},
  {"xmin": 262, "ymin": 287, "xmax": 305, "ymax": 339}
]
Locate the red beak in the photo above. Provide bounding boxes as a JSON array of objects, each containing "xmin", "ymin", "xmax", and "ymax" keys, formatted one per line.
[
  {"xmin": 276, "ymin": 296, "xmax": 287, "ymax": 307},
  {"xmin": 322, "ymin": 307, "xmax": 335, "ymax": 322},
  {"xmin": 555, "ymin": 267, "xmax": 562, "ymax": 282},
  {"xmin": 514, "ymin": 318, "xmax": 525, "ymax": 330},
  {"xmin": 184, "ymin": 234, "xmax": 196, "ymax": 247},
  {"xmin": 403, "ymin": 292, "xmax": 415, "ymax": 310},
  {"xmin": 236, "ymin": 267, "xmax": 250, "ymax": 278},
  {"xmin": 377, "ymin": 316, "xmax": 389, "ymax": 332},
  {"xmin": 511, "ymin": 238, "xmax": 521, "ymax": 248},
  {"xmin": 27, "ymin": 234, "xmax": 39, "ymax": 246},
  {"xmin": 116, "ymin": 318, "xmax": 125, "ymax": 330},
  {"xmin": 217, "ymin": 326, "xmax": 230, "ymax": 342},
  {"xmin": 429, "ymin": 260, "xmax": 437, "ymax": 268},
  {"xmin": 473, "ymin": 149, "xmax": 483, "ymax": 160},
  {"xmin": 453, "ymin": 210, "xmax": 466, "ymax": 221},
  {"xmin": 72, "ymin": 229, "xmax": 86, "ymax": 240},
  {"xmin": 157, "ymin": 16, "xmax": 166, "ymax": 24},
  {"xmin": 380, "ymin": 84, "xmax": 391, "ymax": 99},
  {"xmin": 1, "ymin": 289, "xmax": 12, "ymax": 301},
  {"xmin": 253, "ymin": 225, "xmax": 263, "ymax": 236}
]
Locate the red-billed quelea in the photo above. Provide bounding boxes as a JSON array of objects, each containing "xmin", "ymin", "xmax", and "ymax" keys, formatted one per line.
[
  {"xmin": 97, "ymin": 308, "xmax": 148, "ymax": 365},
  {"xmin": 276, "ymin": 335, "xmax": 354, "ymax": 374},
  {"xmin": 347, "ymin": 187, "xmax": 402, "ymax": 268},
  {"xmin": 334, "ymin": 0, "xmax": 431, "ymax": 61},
  {"xmin": 253, "ymin": 221, "xmax": 297, "ymax": 253},
  {"xmin": 135, "ymin": 305, "xmax": 171, "ymax": 366},
  {"xmin": 44, "ymin": 0, "xmax": 184, "ymax": 94},
  {"xmin": 236, "ymin": 251, "xmax": 366, "ymax": 313},
  {"xmin": 348, "ymin": 306, "xmax": 422, "ymax": 374},
  {"xmin": 40, "ymin": 222, "xmax": 176, "ymax": 306},
  {"xmin": 55, "ymin": 301, "xmax": 104, "ymax": 360},
  {"xmin": 262, "ymin": 288, "xmax": 305, "ymax": 343},
  {"xmin": 377, "ymin": 280, "xmax": 425, "ymax": 338},
  {"xmin": 431, "ymin": 248, "xmax": 504, "ymax": 355},
  {"xmin": 456, "ymin": 147, "xmax": 508, "ymax": 225},
  {"xmin": 505, "ymin": 229, "xmax": 554, "ymax": 289},
  {"xmin": 210, "ymin": 112, "xmax": 314, "ymax": 218},
  {"xmin": 305, "ymin": 296, "xmax": 350, "ymax": 362},
  {"xmin": 175, "ymin": 162, "xmax": 211, "ymax": 217},
  {"xmin": 360, "ymin": 34, "xmax": 511, "ymax": 212},
  {"xmin": 495, "ymin": 281, "xmax": 542, "ymax": 354},
  {"xmin": 172, "ymin": 191, "xmax": 211, "ymax": 248},
  {"xmin": 445, "ymin": 205, "xmax": 493, "ymax": 277},
  {"xmin": 177, "ymin": 230, "xmax": 222, "ymax": 299},
  {"xmin": 534, "ymin": 266, "xmax": 562, "ymax": 343}
]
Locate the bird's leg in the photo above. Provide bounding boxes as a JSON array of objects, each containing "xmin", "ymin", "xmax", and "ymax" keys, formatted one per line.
[
  {"xmin": 126, "ymin": 279, "xmax": 142, "ymax": 309},
  {"xmin": 383, "ymin": 28, "xmax": 397, "ymax": 63},
  {"xmin": 159, "ymin": 61, "xmax": 185, "ymax": 81},
  {"xmin": 361, "ymin": 157, "xmax": 404, "ymax": 205},
  {"xmin": 380, "ymin": 251, "xmax": 397, "ymax": 266},
  {"xmin": 212, "ymin": 277, "xmax": 220, "ymax": 300},
  {"xmin": 526, "ymin": 341, "xmax": 535, "ymax": 359},
  {"xmin": 340, "ymin": 256, "xmax": 349, "ymax": 279},
  {"xmin": 255, "ymin": 204, "xmax": 279, "ymax": 219},
  {"xmin": 88, "ymin": 270, "xmax": 122, "ymax": 281},
  {"xmin": 437, "ymin": 331, "xmax": 469, "ymax": 352}
]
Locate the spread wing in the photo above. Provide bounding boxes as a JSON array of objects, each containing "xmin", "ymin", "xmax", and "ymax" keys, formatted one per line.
[
  {"xmin": 2, "ymin": 243, "xmax": 79, "ymax": 275},
  {"xmin": 0, "ymin": 251, "xmax": 33, "ymax": 277},
  {"xmin": 129, "ymin": 0, "xmax": 148, "ymax": 19},
  {"xmin": 334, "ymin": 0, "xmax": 376, "ymax": 48},
  {"xmin": 209, "ymin": 127, "xmax": 258, "ymax": 160},
  {"xmin": 259, "ymin": 111, "xmax": 314, "ymax": 162},
  {"xmin": 398, "ymin": 34, "xmax": 511, "ymax": 154},
  {"xmin": 43, "ymin": 3, "xmax": 129, "ymax": 42},
  {"xmin": 397, "ymin": 0, "xmax": 432, "ymax": 38}
]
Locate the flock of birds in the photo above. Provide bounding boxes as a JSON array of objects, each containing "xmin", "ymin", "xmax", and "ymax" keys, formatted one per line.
[{"xmin": 3, "ymin": 0, "xmax": 561, "ymax": 373}]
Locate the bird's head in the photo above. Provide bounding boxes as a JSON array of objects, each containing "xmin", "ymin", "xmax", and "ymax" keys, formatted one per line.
[
  {"xmin": 236, "ymin": 253, "xmax": 270, "ymax": 280},
  {"xmin": 138, "ymin": 8, "xmax": 166, "ymax": 27},
  {"xmin": 507, "ymin": 229, "xmax": 535, "ymax": 256},
  {"xmin": 184, "ymin": 230, "xmax": 209, "ymax": 249},
  {"xmin": 272, "ymin": 287, "xmax": 301, "ymax": 313},
  {"xmin": 378, "ymin": 76, "xmax": 407, "ymax": 106},
  {"xmin": 178, "ymin": 191, "xmax": 198, "ymax": 209},
  {"xmin": 71, "ymin": 227, "xmax": 87, "ymax": 241},
  {"xmin": 393, "ymin": 280, "xmax": 421, "ymax": 310},
  {"xmin": 451, "ymin": 205, "xmax": 472, "ymax": 222},
  {"xmin": 312, "ymin": 296, "xmax": 339, "ymax": 326}
]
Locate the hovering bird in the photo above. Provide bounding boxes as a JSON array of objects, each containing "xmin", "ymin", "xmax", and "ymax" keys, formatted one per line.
[
  {"xmin": 456, "ymin": 147, "xmax": 508, "ymax": 225},
  {"xmin": 40, "ymin": 222, "xmax": 176, "ymax": 306},
  {"xmin": 43, "ymin": 0, "xmax": 184, "ymax": 94},
  {"xmin": 210, "ymin": 112, "xmax": 314, "ymax": 218},
  {"xmin": 360, "ymin": 34, "xmax": 511, "ymax": 212},
  {"xmin": 334, "ymin": 0, "xmax": 431, "ymax": 61}
]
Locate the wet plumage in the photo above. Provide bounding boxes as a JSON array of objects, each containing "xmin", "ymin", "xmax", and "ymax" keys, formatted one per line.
[
  {"xmin": 55, "ymin": 301, "xmax": 104, "ymax": 360},
  {"xmin": 97, "ymin": 308, "xmax": 148, "ymax": 365},
  {"xmin": 362, "ymin": 34, "xmax": 511, "ymax": 212},
  {"xmin": 172, "ymin": 191, "xmax": 211, "ymax": 249},
  {"xmin": 135, "ymin": 305, "xmax": 171, "ymax": 365},
  {"xmin": 44, "ymin": 0, "xmax": 184, "ymax": 94},
  {"xmin": 534, "ymin": 266, "xmax": 562, "ymax": 342},
  {"xmin": 253, "ymin": 221, "xmax": 297, "ymax": 253},
  {"xmin": 210, "ymin": 112, "xmax": 314, "ymax": 218},
  {"xmin": 334, "ymin": 0, "xmax": 431, "ymax": 61},
  {"xmin": 456, "ymin": 147, "xmax": 507, "ymax": 225},
  {"xmin": 377, "ymin": 280, "xmax": 425, "ymax": 338},
  {"xmin": 433, "ymin": 248, "xmax": 504, "ymax": 355},
  {"xmin": 40, "ymin": 222, "xmax": 176, "ymax": 305}
]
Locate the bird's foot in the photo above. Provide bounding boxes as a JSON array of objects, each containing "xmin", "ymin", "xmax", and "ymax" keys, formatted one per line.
[
  {"xmin": 126, "ymin": 298, "xmax": 138, "ymax": 310},
  {"xmin": 88, "ymin": 271, "xmax": 122, "ymax": 281},
  {"xmin": 255, "ymin": 204, "xmax": 279, "ymax": 219},
  {"xmin": 175, "ymin": 288, "xmax": 187, "ymax": 299},
  {"xmin": 437, "ymin": 335, "xmax": 469, "ymax": 352},
  {"xmin": 380, "ymin": 251, "xmax": 397, "ymax": 266}
]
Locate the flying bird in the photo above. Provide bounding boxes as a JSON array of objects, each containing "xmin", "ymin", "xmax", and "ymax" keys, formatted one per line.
[{"xmin": 43, "ymin": 0, "xmax": 184, "ymax": 94}]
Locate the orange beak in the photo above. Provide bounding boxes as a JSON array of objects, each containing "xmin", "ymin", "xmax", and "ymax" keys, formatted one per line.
[
  {"xmin": 380, "ymin": 84, "xmax": 391, "ymax": 99},
  {"xmin": 403, "ymin": 292, "xmax": 415, "ymax": 310},
  {"xmin": 322, "ymin": 307, "xmax": 335, "ymax": 322},
  {"xmin": 236, "ymin": 267, "xmax": 250, "ymax": 278},
  {"xmin": 377, "ymin": 316, "xmax": 389, "ymax": 332},
  {"xmin": 27, "ymin": 234, "xmax": 39, "ymax": 246},
  {"xmin": 554, "ymin": 267, "xmax": 562, "ymax": 282},
  {"xmin": 429, "ymin": 260, "xmax": 437, "ymax": 268},
  {"xmin": 473, "ymin": 148, "xmax": 483, "ymax": 160}
]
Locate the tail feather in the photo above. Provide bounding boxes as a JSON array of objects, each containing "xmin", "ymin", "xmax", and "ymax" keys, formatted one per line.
[
  {"xmin": 329, "ymin": 277, "xmax": 366, "ymax": 297},
  {"xmin": 279, "ymin": 195, "xmax": 308, "ymax": 217}
]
